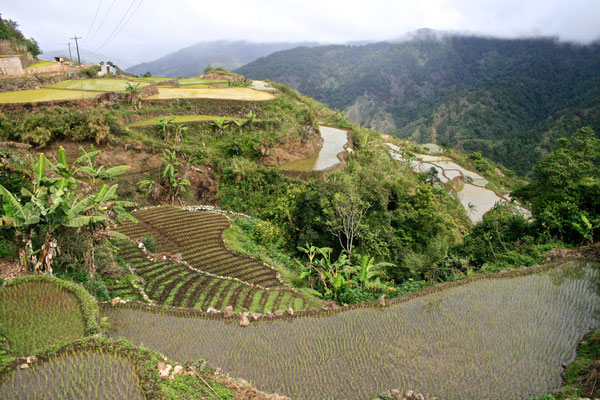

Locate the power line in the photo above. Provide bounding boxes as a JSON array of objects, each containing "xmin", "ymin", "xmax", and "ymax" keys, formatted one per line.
[
  {"xmin": 86, "ymin": 0, "xmax": 116, "ymax": 43},
  {"xmin": 66, "ymin": 42, "xmax": 73, "ymax": 61},
  {"xmin": 95, "ymin": 0, "xmax": 144, "ymax": 52},
  {"xmin": 83, "ymin": 0, "xmax": 103, "ymax": 42}
]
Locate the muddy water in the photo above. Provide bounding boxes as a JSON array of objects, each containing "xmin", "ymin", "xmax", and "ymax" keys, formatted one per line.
[{"xmin": 281, "ymin": 126, "xmax": 347, "ymax": 171}]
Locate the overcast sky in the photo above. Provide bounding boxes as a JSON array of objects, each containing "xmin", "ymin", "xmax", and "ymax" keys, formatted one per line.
[{"xmin": 3, "ymin": 0, "xmax": 600, "ymax": 65}]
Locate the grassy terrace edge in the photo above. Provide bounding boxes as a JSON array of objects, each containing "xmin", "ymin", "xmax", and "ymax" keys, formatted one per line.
[
  {"xmin": 100, "ymin": 255, "xmax": 597, "ymax": 322},
  {"xmin": 4, "ymin": 275, "xmax": 100, "ymax": 335}
]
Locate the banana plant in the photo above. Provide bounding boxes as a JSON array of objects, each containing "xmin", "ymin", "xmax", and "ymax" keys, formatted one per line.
[
  {"xmin": 0, "ymin": 148, "xmax": 135, "ymax": 274},
  {"xmin": 346, "ymin": 255, "xmax": 394, "ymax": 289},
  {"xmin": 75, "ymin": 145, "xmax": 130, "ymax": 185}
]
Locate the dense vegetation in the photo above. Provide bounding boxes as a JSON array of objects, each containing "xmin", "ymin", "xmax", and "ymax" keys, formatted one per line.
[
  {"xmin": 237, "ymin": 33, "xmax": 600, "ymax": 173},
  {"xmin": 0, "ymin": 14, "xmax": 40, "ymax": 56}
]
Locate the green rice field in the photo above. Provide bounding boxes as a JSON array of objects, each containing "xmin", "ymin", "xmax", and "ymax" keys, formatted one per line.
[
  {"xmin": 178, "ymin": 78, "xmax": 228, "ymax": 84},
  {"xmin": 0, "ymin": 281, "xmax": 85, "ymax": 355},
  {"xmin": 0, "ymin": 351, "xmax": 144, "ymax": 400},
  {"xmin": 47, "ymin": 79, "xmax": 150, "ymax": 92},
  {"xmin": 130, "ymin": 114, "xmax": 242, "ymax": 127},
  {"xmin": 102, "ymin": 260, "xmax": 600, "ymax": 400},
  {"xmin": 110, "ymin": 206, "xmax": 319, "ymax": 312},
  {"xmin": 24, "ymin": 60, "xmax": 57, "ymax": 69},
  {"xmin": 144, "ymin": 87, "xmax": 276, "ymax": 101},
  {"xmin": 0, "ymin": 88, "xmax": 103, "ymax": 104}
]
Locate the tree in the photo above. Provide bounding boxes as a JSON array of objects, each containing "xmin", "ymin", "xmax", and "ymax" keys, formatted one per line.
[
  {"xmin": 0, "ymin": 147, "xmax": 135, "ymax": 275},
  {"xmin": 322, "ymin": 191, "xmax": 370, "ymax": 254},
  {"xmin": 513, "ymin": 127, "xmax": 600, "ymax": 243},
  {"xmin": 124, "ymin": 82, "xmax": 142, "ymax": 108}
]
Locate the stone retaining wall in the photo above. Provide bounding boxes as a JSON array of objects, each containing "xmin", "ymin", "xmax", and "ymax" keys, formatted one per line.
[{"xmin": 0, "ymin": 57, "xmax": 23, "ymax": 76}]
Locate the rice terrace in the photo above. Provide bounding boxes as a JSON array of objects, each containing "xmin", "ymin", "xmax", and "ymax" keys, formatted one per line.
[{"xmin": 1, "ymin": 7, "xmax": 600, "ymax": 400}]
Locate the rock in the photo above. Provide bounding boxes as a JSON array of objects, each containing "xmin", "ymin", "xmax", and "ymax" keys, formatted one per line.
[
  {"xmin": 416, "ymin": 394, "xmax": 424, "ymax": 400},
  {"xmin": 206, "ymin": 307, "xmax": 219, "ymax": 314},
  {"xmin": 19, "ymin": 363, "xmax": 29, "ymax": 369},
  {"xmin": 378, "ymin": 390, "xmax": 392, "ymax": 399},
  {"xmin": 239, "ymin": 313, "xmax": 250, "ymax": 327},
  {"xmin": 157, "ymin": 362, "xmax": 166, "ymax": 370},
  {"xmin": 111, "ymin": 297, "xmax": 121, "ymax": 306},
  {"xmin": 214, "ymin": 367, "xmax": 222, "ymax": 375},
  {"xmin": 379, "ymin": 294, "xmax": 386, "ymax": 306},
  {"xmin": 285, "ymin": 307, "xmax": 294, "ymax": 316},
  {"xmin": 250, "ymin": 312, "xmax": 262, "ymax": 321},
  {"xmin": 159, "ymin": 364, "xmax": 172, "ymax": 379},
  {"xmin": 187, "ymin": 371, "xmax": 195, "ymax": 376},
  {"xmin": 173, "ymin": 365, "xmax": 185, "ymax": 376},
  {"xmin": 223, "ymin": 306, "xmax": 234, "ymax": 318},
  {"xmin": 199, "ymin": 361, "xmax": 208, "ymax": 370},
  {"xmin": 390, "ymin": 389, "xmax": 402, "ymax": 399},
  {"xmin": 274, "ymin": 310, "xmax": 284, "ymax": 317},
  {"xmin": 264, "ymin": 312, "xmax": 274, "ymax": 319},
  {"xmin": 26, "ymin": 356, "xmax": 37, "ymax": 364},
  {"xmin": 405, "ymin": 391, "xmax": 415, "ymax": 399}
]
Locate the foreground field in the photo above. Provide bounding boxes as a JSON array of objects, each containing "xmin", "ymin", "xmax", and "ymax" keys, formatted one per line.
[
  {"xmin": 0, "ymin": 351, "xmax": 144, "ymax": 400},
  {"xmin": 0, "ymin": 278, "xmax": 88, "ymax": 355},
  {"xmin": 0, "ymin": 88, "xmax": 103, "ymax": 103},
  {"xmin": 103, "ymin": 260, "xmax": 600, "ymax": 400},
  {"xmin": 144, "ymin": 87, "xmax": 276, "ymax": 101}
]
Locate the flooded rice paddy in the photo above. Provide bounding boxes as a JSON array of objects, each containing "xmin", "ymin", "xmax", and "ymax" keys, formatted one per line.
[
  {"xmin": 144, "ymin": 87, "xmax": 276, "ymax": 101},
  {"xmin": 103, "ymin": 260, "xmax": 600, "ymax": 400},
  {"xmin": 282, "ymin": 126, "xmax": 348, "ymax": 171}
]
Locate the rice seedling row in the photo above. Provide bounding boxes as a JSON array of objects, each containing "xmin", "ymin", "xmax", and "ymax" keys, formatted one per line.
[
  {"xmin": 102, "ymin": 260, "xmax": 600, "ymax": 400},
  {"xmin": 115, "ymin": 206, "xmax": 283, "ymax": 287},
  {"xmin": 0, "ymin": 350, "xmax": 144, "ymax": 400},
  {"xmin": 114, "ymin": 240, "xmax": 313, "ymax": 313},
  {"xmin": 0, "ymin": 281, "xmax": 86, "ymax": 356}
]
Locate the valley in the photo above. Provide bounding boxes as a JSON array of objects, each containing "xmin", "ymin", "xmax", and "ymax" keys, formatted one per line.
[{"xmin": 1, "ymin": 15, "xmax": 599, "ymax": 400}]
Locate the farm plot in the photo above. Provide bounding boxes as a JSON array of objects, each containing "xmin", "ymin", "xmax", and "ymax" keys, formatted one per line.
[
  {"xmin": 129, "ymin": 114, "xmax": 243, "ymax": 127},
  {"xmin": 0, "ymin": 280, "xmax": 85, "ymax": 355},
  {"xmin": 103, "ymin": 260, "xmax": 600, "ymax": 400},
  {"xmin": 0, "ymin": 88, "xmax": 103, "ymax": 103},
  {"xmin": 0, "ymin": 351, "xmax": 144, "ymax": 400},
  {"xmin": 112, "ymin": 240, "xmax": 311, "ymax": 313},
  {"xmin": 47, "ymin": 79, "xmax": 150, "ymax": 92},
  {"xmin": 115, "ymin": 206, "xmax": 283, "ymax": 287},
  {"xmin": 144, "ymin": 87, "xmax": 276, "ymax": 101}
]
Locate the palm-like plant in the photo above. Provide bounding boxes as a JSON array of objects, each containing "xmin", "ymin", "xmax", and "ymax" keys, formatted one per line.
[
  {"xmin": 124, "ymin": 82, "xmax": 142, "ymax": 108},
  {"xmin": 0, "ymin": 148, "xmax": 135, "ymax": 274},
  {"xmin": 139, "ymin": 149, "xmax": 190, "ymax": 205}
]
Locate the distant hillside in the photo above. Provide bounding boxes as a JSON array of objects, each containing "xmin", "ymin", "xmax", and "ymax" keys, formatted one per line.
[
  {"xmin": 237, "ymin": 34, "xmax": 600, "ymax": 173},
  {"xmin": 41, "ymin": 48, "xmax": 133, "ymax": 69},
  {"xmin": 125, "ymin": 40, "xmax": 320, "ymax": 78}
]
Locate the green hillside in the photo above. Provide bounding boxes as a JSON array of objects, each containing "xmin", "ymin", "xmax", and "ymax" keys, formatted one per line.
[{"xmin": 237, "ymin": 34, "xmax": 600, "ymax": 173}]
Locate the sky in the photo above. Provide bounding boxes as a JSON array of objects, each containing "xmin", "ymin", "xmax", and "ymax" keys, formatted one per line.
[{"xmin": 3, "ymin": 0, "xmax": 600, "ymax": 66}]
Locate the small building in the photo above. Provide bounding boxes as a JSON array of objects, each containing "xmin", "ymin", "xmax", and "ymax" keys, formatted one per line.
[
  {"xmin": 54, "ymin": 56, "xmax": 67, "ymax": 63},
  {"xmin": 100, "ymin": 64, "xmax": 117, "ymax": 75}
]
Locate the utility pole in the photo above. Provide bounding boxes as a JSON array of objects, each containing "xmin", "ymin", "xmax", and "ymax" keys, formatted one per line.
[
  {"xmin": 66, "ymin": 42, "xmax": 73, "ymax": 62},
  {"xmin": 70, "ymin": 36, "xmax": 82, "ymax": 65}
]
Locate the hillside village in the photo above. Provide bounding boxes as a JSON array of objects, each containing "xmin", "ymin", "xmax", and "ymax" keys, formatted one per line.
[{"xmin": 0, "ymin": 12, "xmax": 599, "ymax": 400}]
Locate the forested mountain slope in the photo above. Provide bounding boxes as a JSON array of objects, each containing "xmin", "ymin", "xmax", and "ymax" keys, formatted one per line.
[{"xmin": 237, "ymin": 35, "xmax": 600, "ymax": 173}]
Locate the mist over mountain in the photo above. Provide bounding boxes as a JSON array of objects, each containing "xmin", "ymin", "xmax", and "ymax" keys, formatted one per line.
[
  {"xmin": 125, "ymin": 41, "xmax": 321, "ymax": 78},
  {"xmin": 237, "ymin": 34, "xmax": 600, "ymax": 173}
]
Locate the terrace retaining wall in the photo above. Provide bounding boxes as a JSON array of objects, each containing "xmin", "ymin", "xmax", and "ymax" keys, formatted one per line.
[{"xmin": 0, "ymin": 57, "xmax": 23, "ymax": 76}]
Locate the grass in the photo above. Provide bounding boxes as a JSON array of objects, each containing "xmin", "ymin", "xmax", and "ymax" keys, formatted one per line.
[
  {"xmin": 24, "ymin": 60, "xmax": 57, "ymax": 69},
  {"xmin": 144, "ymin": 87, "xmax": 277, "ymax": 101},
  {"xmin": 130, "ymin": 115, "xmax": 243, "ymax": 127},
  {"xmin": 0, "ymin": 281, "xmax": 86, "ymax": 355},
  {"xmin": 130, "ymin": 77, "xmax": 173, "ymax": 82},
  {"xmin": 0, "ymin": 88, "xmax": 103, "ymax": 103},
  {"xmin": 178, "ymin": 83, "xmax": 228, "ymax": 89},
  {"xmin": 102, "ymin": 260, "xmax": 600, "ymax": 400},
  {"xmin": 47, "ymin": 79, "xmax": 150, "ymax": 92}
]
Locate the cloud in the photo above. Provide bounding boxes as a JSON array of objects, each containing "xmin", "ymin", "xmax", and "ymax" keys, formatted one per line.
[{"xmin": 2, "ymin": 0, "xmax": 599, "ymax": 64}]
